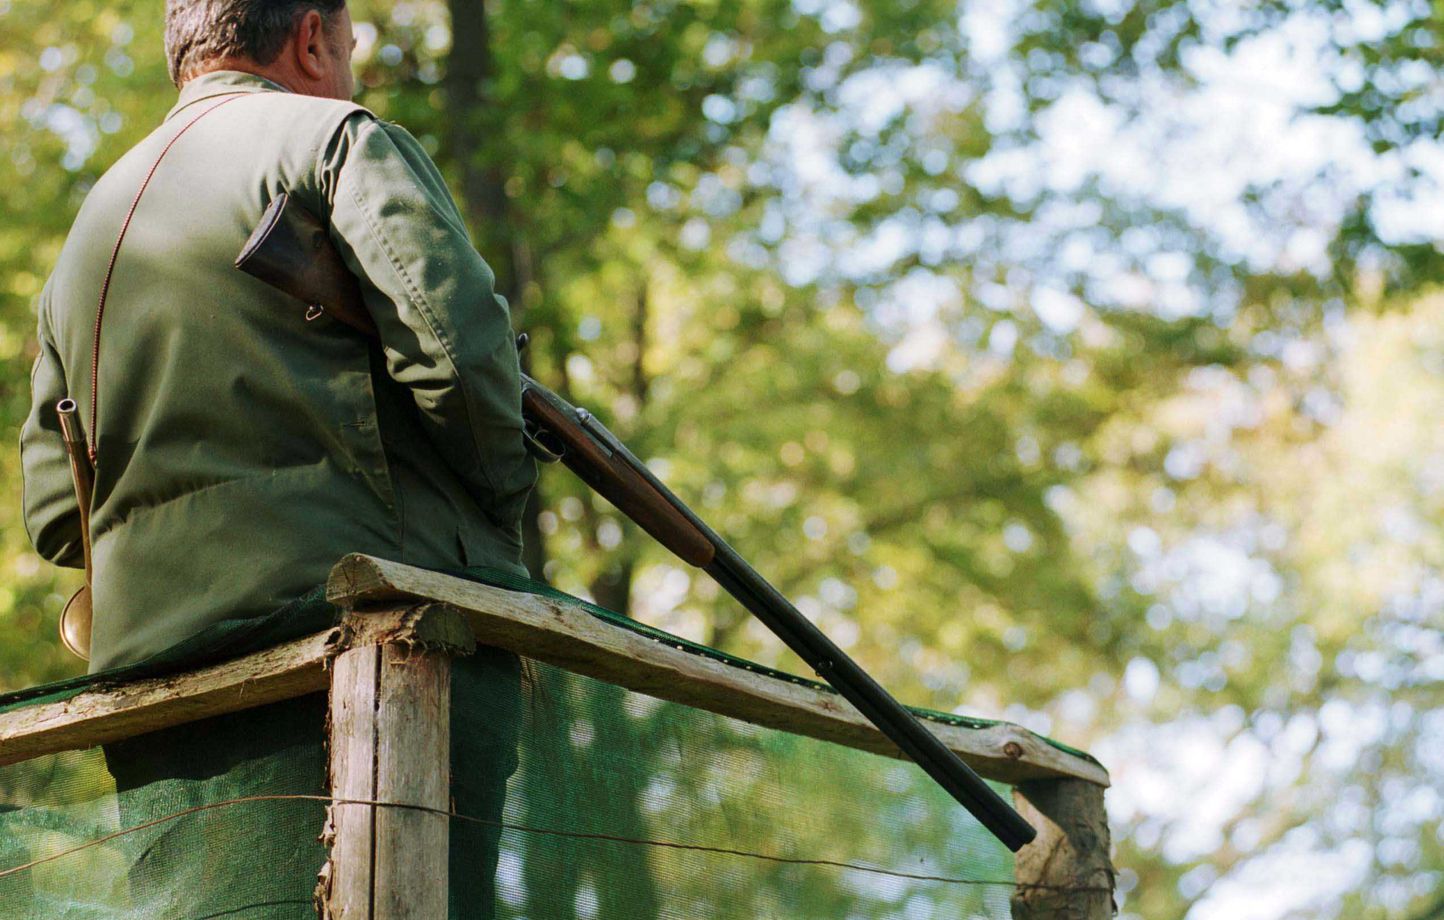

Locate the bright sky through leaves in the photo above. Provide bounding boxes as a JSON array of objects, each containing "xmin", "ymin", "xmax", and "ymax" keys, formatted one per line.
[{"xmin": 1, "ymin": 0, "xmax": 1441, "ymax": 916}]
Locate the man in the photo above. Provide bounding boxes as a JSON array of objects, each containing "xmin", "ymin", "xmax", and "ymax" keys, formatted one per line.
[
  {"xmin": 19, "ymin": 1, "xmax": 533, "ymax": 914},
  {"xmin": 23, "ymin": 0, "xmax": 535, "ymax": 672}
]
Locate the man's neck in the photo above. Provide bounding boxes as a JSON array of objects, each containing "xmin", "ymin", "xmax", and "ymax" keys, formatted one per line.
[{"xmin": 185, "ymin": 59, "xmax": 299, "ymax": 95}]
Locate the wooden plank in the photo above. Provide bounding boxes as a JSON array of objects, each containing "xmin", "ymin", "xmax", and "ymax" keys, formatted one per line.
[
  {"xmin": 0, "ymin": 631, "xmax": 334, "ymax": 767},
  {"xmin": 322, "ymin": 643, "xmax": 380, "ymax": 919},
  {"xmin": 328, "ymin": 554, "xmax": 1110, "ymax": 787},
  {"xmin": 323, "ymin": 606, "xmax": 468, "ymax": 920},
  {"xmin": 0, "ymin": 554, "xmax": 1107, "ymax": 789},
  {"xmin": 1011, "ymin": 779, "xmax": 1115, "ymax": 919},
  {"xmin": 371, "ymin": 642, "xmax": 452, "ymax": 919}
]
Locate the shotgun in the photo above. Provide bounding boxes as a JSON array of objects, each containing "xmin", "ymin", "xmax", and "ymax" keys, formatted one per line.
[{"xmin": 235, "ymin": 194, "xmax": 1036, "ymax": 851}]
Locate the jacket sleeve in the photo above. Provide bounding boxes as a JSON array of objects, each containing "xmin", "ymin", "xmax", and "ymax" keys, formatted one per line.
[
  {"xmin": 20, "ymin": 289, "xmax": 85, "ymax": 567},
  {"xmin": 322, "ymin": 114, "xmax": 536, "ymax": 531}
]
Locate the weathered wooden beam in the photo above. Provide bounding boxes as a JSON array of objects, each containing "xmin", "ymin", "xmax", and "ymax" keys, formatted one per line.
[
  {"xmin": 321, "ymin": 605, "xmax": 473, "ymax": 920},
  {"xmin": 0, "ymin": 554, "xmax": 1108, "ymax": 790},
  {"xmin": 328, "ymin": 554, "xmax": 1109, "ymax": 787},
  {"xmin": 1011, "ymin": 779, "xmax": 1115, "ymax": 920},
  {"xmin": 0, "ymin": 631, "xmax": 334, "ymax": 767},
  {"xmin": 320, "ymin": 640, "xmax": 378, "ymax": 916}
]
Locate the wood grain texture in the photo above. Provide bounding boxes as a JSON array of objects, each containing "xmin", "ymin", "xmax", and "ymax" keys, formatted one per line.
[
  {"xmin": 323, "ymin": 607, "xmax": 469, "ymax": 919},
  {"xmin": 1011, "ymin": 779, "xmax": 1115, "ymax": 920},
  {"xmin": 323, "ymin": 643, "xmax": 380, "ymax": 920},
  {"xmin": 371, "ymin": 643, "xmax": 452, "ymax": 919},
  {"xmin": 328, "ymin": 554, "xmax": 1109, "ymax": 787},
  {"xmin": 0, "ymin": 603, "xmax": 474, "ymax": 771},
  {"xmin": 0, "ymin": 631, "xmax": 334, "ymax": 767},
  {"xmin": 1, "ymin": 554, "xmax": 1107, "ymax": 791}
]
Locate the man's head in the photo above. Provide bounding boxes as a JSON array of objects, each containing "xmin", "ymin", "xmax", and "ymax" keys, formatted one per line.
[{"xmin": 164, "ymin": 0, "xmax": 355, "ymax": 100}]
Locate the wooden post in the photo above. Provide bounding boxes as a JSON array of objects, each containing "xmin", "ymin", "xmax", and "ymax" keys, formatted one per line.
[
  {"xmin": 320, "ymin": 604, "xmax": 475, "ymax": 920},
  {"xmin": 1011, "ymin": 779, "xmax": 1114, "ymax": 919}
]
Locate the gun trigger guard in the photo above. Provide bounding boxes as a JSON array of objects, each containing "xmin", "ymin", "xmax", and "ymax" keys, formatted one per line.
[
  {"xmin": 523, "ymin": 424, "xmax": 564, "ymax": 464},
  {"xmin": 305, "ymin": 304, "xmax": 325, "ymax": 322}
]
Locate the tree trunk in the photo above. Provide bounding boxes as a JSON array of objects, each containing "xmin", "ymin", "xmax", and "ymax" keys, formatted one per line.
[
  {"xmin": 577, "ymin": 285, "xmax": 663, "ymax": 918},
  {"xmin": 444, "ymin": 0, "xmax": 548, "ymax": 580},
  {"xmin": 587, "ymin": 562, "xmax": 663, "ymax": 920},
  {"xmin": 519, "ymin": 666, "xmax": 581, "ymax": 920}
]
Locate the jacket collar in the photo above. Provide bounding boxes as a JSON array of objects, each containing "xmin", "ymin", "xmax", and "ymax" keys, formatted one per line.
[{"xmin": 165, "ymin": 71, "xmax": 291, "ymax": 122}]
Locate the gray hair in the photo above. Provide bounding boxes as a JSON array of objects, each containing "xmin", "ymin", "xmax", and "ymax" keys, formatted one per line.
[{"xmin": 164, "ymin": 0, "xmax": 346, "ymax": 87}]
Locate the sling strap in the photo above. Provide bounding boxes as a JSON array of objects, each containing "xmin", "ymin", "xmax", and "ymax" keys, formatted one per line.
[{"xmin": 86, "ymin": 92, "xmax": 248, "ymax": 462}]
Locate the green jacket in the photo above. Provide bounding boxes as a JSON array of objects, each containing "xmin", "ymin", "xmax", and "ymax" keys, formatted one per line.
[{"xmin": 21, "ymin": 72, "xmax": 536, "ymax": 672}]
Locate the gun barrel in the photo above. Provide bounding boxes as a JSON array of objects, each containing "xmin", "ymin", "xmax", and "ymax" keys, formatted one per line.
[
  {"xmin": 573, "ymin": 405, "xmax": 1037, "ymax": 850},
  {"xmin": 707, "ymin": 546, "xmax": 1037, "ymax": 849}
]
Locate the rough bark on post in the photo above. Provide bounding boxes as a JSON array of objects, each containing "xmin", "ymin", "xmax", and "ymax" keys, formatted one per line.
[
  {"xmin": 1011, "ymin": 778, "xmax": 1115, "ymax": 919},
  {"xmin": 320, "ymin": 604, "xmax": 475, "ymax": 919}
]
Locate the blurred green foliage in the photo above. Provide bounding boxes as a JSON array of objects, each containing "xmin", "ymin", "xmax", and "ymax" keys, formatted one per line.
[{"xmin": 1, "ymin": 0, "xmax": 1441, "ymax": 917}]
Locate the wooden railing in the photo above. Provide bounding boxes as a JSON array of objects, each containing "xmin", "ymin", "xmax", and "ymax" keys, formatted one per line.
[{"xmin": 0, "ymin": 554, "xmax": 1114, "ymax": 918}]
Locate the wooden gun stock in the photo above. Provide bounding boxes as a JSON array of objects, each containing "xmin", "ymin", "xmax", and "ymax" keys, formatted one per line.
[
  {"xmin": 235, "ymin": 194, "xmax": 715, "ymax": 566},
  {"xmin": 518, "ymin": 384, "xmax": 715, "ymax": 566},
  {"xmin": 235, "ymin": 193, "xmax": 377, "ymax": 337}
]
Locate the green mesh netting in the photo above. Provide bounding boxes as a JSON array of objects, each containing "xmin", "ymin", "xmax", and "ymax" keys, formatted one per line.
[
  {"xmin": 489, "ymin": 663, "xmax": 1017, "ymax": 919},
  {"xmin": 0, "ymin": 569, "xmax": 1035, "ymax": 918}
]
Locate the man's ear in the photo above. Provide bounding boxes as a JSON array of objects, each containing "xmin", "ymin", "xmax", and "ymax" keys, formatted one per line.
[{"xmin": 293, "ymin": 9, "xmax": 328, "ymax": 80}]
